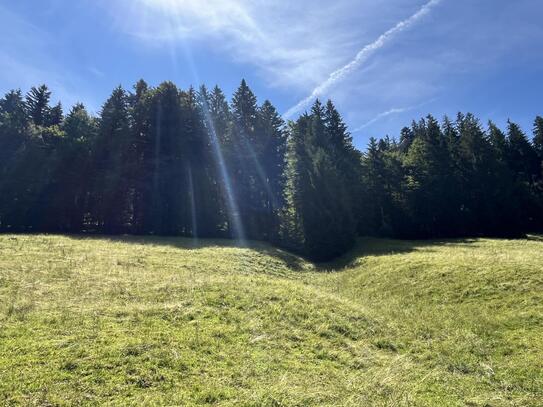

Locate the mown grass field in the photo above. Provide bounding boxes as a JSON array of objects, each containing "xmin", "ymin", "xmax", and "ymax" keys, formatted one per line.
[{"xmin": 0, "ymin": 235, "xmax": 542, "ymax": 406}]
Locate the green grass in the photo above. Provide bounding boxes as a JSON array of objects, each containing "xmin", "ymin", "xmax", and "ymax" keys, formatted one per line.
[{"xmin": 0, "ymin": 235, "xmax": 542, "ymax": 406}]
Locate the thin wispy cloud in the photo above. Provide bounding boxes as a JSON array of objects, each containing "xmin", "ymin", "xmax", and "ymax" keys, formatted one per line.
[
  {"xmin": 104, "ymin": 0, "xmax": 368, "ymax": 90},
  {"xmin": 353, "ymin": 107, "xmax": 414, "ymax": 132},
  {"xmin": 88, "ymin": 66, "xmax": 105, "ymax": 78},
  {"xmin": 283, "ymin": 0, "xmax": 443, "ymax": 118},
  {"xmin": 131, "ymin": 0, "xmax": 263, "ymax": 41},
  {"xmin": 352, "ymin": 99, "xmax": 436, "ymax": 132},
  {"xmin": 2, "ymin": 0, "xmax": 540, "ymax": 150}
]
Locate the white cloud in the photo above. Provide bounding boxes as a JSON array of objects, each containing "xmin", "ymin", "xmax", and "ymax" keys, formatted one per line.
[
  {"xmin": 103, "ymin": 0, "xmax": 375, "ymax": 90},
  {"xmin": 353, "ymin": 107, "xmax": 414, "ymax": 132},
  {"xmin": 283, "ymin": 0, "xmax": 443, "ymax": 118},
  {"xmin": 88, "ymin": 66, "xmax": 105, "ymax": 78},
  {"xmin": 352, "ymin": 98, "xmax": 436, "ymax": 132}
]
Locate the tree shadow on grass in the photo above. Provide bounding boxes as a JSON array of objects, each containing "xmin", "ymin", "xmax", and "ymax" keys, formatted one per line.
[
  {"xmin": 63, "ymin": 233, "xmax": 487, "ymax": 273},
  {"xmin": 313, "ymin": 237, "xmax": 481, "ymax": 272},
  {"xmin": 66, "ymin": 234, "xmax": 310, "ymax": 272},
  {"xmin": 3, "ymin": 232, "xmax": 537, "ymax": 274}
]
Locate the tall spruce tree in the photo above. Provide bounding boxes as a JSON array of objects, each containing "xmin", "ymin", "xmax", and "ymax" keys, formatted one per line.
[
  {"xmin": 403, "ymin": 116, "xmax": 453, "ymax": 237},
  {"xmin": 47, "ymin": 102, "xmax": 63, "ymax": 127},
  {"xmin": 181, "ymin": 86, "xmax": 221, "ymax": 238},
  {"xmin": 360, "ymin": 137, "xmax": 387, "ymax": 234},
  {"xmin": 25, "ymin": 85, "xmax": 52, "ymax": 127},
  {"xmin": 230, "ymin": 79, "xmax": 266, "ymax": 239},
  {"xmin": 534, "ymin": 116, "xmax": 543, "ymax": 161},
  {"xmin": 279, "ymin": 101, "xmax": 356, "ymax": 260},
  {"xmin": 0, "ymin": 90, "xmax": 30, "ymax": 230},
  {"xmin": 258, "ymin": 100, "xmax": 287, "ymax": 240},
  {"xmin": 91, "ymin": 86, "xmax": 131, "ymax": 233},
  {"xmin": 507, "ymin": 120, "xmax": 539, "ymax": 183},
  {"xmin": 279, "ymin": 114, "xmax": 312, "ymax": 253},
  {"xmin": 204, "ymin": 85, "xmax": 238, "ymax": 237},
  {"xmin": 194, "ymin": 85, "xmax": 227, "ymax": 237},
  {"xmin": 129, "ymin": 79, "xmax": 151, "ymax": 234},
  {"xmin": 506, "ymin": 120, "xmax": 540, "ymax": 232},
  {"xmin": 145, "ymin": 82, "xmax": 186, "ymax": 235},
  {"xmin": 41, "ymin": 104, "xmax": 95, "ymax": 231},
  {"xmin": 0, "ymin": 90, "xmax": 28, "ymax": 165}
]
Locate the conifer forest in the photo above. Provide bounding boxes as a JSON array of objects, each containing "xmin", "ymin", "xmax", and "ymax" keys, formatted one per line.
[{"xmin": 1, "ymin": 81, "xmax": 542, "ymax": 260}]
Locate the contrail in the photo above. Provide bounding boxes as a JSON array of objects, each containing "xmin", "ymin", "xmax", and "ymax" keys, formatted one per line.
[
  {"xmin": 353, "ymin": 107, "xmax": 413, "ymax": 132},
  {"xmin": 352, "ymin": 98, "xmax": 437, "ymax": 132},
  {"xmin": 283, "ymin": 0, "xmax": 443, "ymax": 119}
]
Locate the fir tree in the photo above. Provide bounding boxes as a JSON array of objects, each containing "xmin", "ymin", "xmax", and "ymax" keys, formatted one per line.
[
  {"xmin": 259, "ymin": 100, "xmax": 287, "ymax": 240},
  {"xmin": 46, "ymin": 102, "xmax": 63, "ymax": 127},
  {"xmin": 25, "ymin": 85, "xmax": 51, "ymax": 126},
  {"xmin": 507, "ymin": 120, "xmax": 539, "ymax": 182},
  {"xmin": 91, "ymin": 86, "xmax": 131, "ymax": 233},
  {"xmin": 230, "ymin": 79, "xmax": 265, "ymax": 239},
  {"xmin": 534, "ymin": 116, "xmax": 543, "ymax": 160},
  {"xmin": 279, "ymin": 101, "xmax": 356, "ymax": 260}
]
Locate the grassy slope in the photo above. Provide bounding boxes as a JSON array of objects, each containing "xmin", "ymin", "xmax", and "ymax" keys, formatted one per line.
[{"xmin": 0, "ymin": 235, "xmax": 542, "ymax": 406}]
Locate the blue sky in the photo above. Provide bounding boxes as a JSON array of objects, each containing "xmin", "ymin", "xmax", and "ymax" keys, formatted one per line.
[{"xmin": 1, "ymin": 0, "xmax": 542, "ymax": 149}]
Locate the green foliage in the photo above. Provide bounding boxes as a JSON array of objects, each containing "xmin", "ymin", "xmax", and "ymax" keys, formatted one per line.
[
  {"xmin": 534, "ymin": 116, "xmax": 543, "ymax": 159},
  {"xmin": 25, "ymin": 84, "xmax": 52, "ymax": 126},
  {"xmin": 279, "ymin": 101, "xmax": 357, "ymax": 260},
  {"xmin": 47, "ymin": 102, "xmax": 63, "ymax": 127},
  {"xmin": 1, "ymin": 81, "xmax": 543, "ymax": 259},
  {"xmin": 362, "ymin": 112, "xmax": 543, "ymax": 239},
  {"xmin": 91, "ymin": 86, "xmax": 131, "ymax": 233}
]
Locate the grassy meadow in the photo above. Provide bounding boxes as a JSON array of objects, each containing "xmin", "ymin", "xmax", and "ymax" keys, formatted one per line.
[{"xmin": 0, "ymin": 235, "xmax": 542, "ymax": 406}]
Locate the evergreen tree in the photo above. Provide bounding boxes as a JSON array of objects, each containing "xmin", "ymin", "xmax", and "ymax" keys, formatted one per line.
[
  {"xmin": 208, "ymin": 85, "xmax": 231, "ymax": 144},
  {"xmin": 360, "ymin": 137, "xmax": 388, "ymax": 234},
  {"xmin": 507, "ymin": 120, "xmax": 539, "ymax": 183},
  {"xmin": 324, "ymin": 100, "xmax": 362, "ymax": 236},
  {"xmin": 258, "ymin": 100, "xmax": 287, "ymax": 240},
  {"xmin": 0, "ymin": 90, "xmax": 30, "ymax": 229},
  {"xmin": 279, "ymin": 101, "xmax": 356, "ymax": 260},
  {"xmin": 230, "ymin": 79, "xmax": 265, "ymax": 239},
  {"xmin": 25, "ymin": 85, "xmax": 51, "ymax": 126},
  {"xmin": 506, "ymin": 120, "xmax": 540, "ymax": 231},
  {"xmin": 398, "ymin": 126, "xmax": 414, "ymax": 152},
  {"xmin": 402, "ymin": 115, "xmax": 454, "ymax": 237},
  {"xmin": 41, "ymin": 104, "xmax": 96, "ymax": 231},
  {"xmin": 64, "ymin": 103, "xmax": 97, "ymax": 229},
  {"xmin": 130, "ymin": 79, "xmax": 151, "ymax": 234},
  {"xmin": 91, "ymin": 86, "xmax": 131, "ymax": 233},
  {"xmin": 144, "ymin": 82, "xmax": 186, "ymax": 235},
  {"xmin": 455, "ymin": 114, "xmax": 507, "ymax": 234},
  {"xmin": 46, "ymin": 102, "xmax": 63, "ymax": 127},
  {"xmin": 202, "ymin": 85, "xmax": 238, "ymax": 237},
  {"xmin": 279, "ymin": 115, "xmax": 312, "ymax": 253},
  {"xmin": 532, "ymin": 116, "xmax": 543, "ymax": 229},
  {"xmin": 534, "ymin": 116, "xmax": 543, "ymax": 160},
  {"xmin": 0, "ymin": 90, "xmax": 28, "ymax": 165},
  {"xmin": 488, "ymin": 121, "xmax": 508, "ymax": 160},
  {"xmin": 181, "ymin": 86, "xmax": 220, "ymax": 237}
]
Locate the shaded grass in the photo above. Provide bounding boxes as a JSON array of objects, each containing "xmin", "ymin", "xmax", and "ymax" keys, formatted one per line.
[{"xmin": 0, "ymin": 235, "xmax": 542, "ymax": 406}]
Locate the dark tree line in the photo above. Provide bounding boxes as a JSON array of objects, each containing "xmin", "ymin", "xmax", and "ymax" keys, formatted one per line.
[
  {"xmin": 1, "ymin": 81, "xmax": 542, "ymax": 260},
  {"xmin": 358, "ymin": 114, "xmax": 543, "ymax": 240}
]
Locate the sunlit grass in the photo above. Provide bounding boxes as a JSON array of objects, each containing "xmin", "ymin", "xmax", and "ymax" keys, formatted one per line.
[{"xmin": 0, "ymin": 235, "xmax": 542, "ymax": 405}]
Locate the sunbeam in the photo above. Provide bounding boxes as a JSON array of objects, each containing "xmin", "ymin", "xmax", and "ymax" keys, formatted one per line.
[
  {"xmin": 153, "ymin": 100, "xmax": 163, "ymax": 232},
  {"xmin": 199, "ymin": 98, "xmax": 246, "ymax": 243},
  {"xmin": 187, "ymin": 164, "xmax": 198, "ymax": 244}
]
